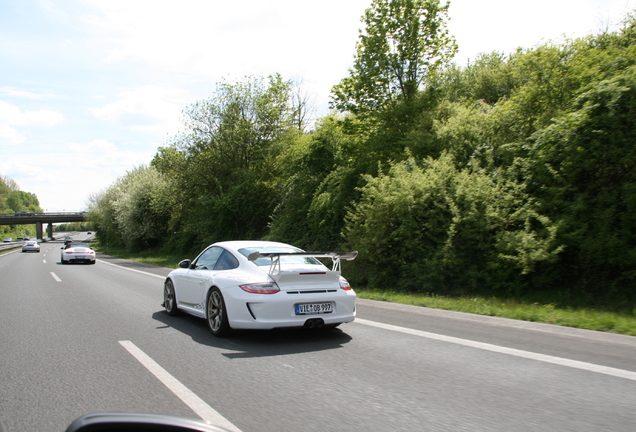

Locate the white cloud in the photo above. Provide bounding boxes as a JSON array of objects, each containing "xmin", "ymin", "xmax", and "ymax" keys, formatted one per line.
[
  {"xmin": 64, "ymin": 138, "xmax": 155, "ymax": 169},
  {"xmin": 0, "ymin": 124, "xmax": 25, "ymax": 145},
  {"xmin": 0, "ymin": 86, "xmax": 59, "ymax": 100},
  {"xmin": 449, "ymin": 0, "xmax": 634, "ymax": 64},
  {"xmin": 90, "ymin": 85, "xmax": 188, "ymax": 135},
  {"xmin": 0, "ymin": 100, "xmax": 64, "ymax": 145},
  {"xmin": 0, "ymin": 138, "xmax": 157, "ymax": 211},
  {"xmin": 67, "ymin": 138, "xmax": 118, "ymax": 154}
]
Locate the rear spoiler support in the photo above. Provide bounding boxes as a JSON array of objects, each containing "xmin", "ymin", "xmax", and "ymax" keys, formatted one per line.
[{"xmin": 247, "ymin": 251, "xmax": 358, "ymax": 275}]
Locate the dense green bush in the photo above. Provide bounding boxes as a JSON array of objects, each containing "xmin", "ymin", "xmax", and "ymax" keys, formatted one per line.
[
  {"xmin": 88, "ymin": 166, "xmax": 171, "ymax": 251},
  {"xmin": 343, "ymin": 153, "xmax": 561, "ymax": 295}
]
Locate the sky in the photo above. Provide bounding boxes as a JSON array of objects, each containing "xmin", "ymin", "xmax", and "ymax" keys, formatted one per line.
[{"xmin": 0, "ymin": 0, "xmax": 633, "ymax": 212}]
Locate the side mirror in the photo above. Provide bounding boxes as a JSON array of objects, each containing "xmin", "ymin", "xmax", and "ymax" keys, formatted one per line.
[{"xmin": 179, "ymin": 259, "xmax": 192, "ymax": 269}]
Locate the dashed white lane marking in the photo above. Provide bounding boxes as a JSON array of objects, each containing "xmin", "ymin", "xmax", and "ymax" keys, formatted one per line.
[
  {"xmin": 50, "ymin": 272, "xmax": 61, "ymax": 282},
  {"xmin": 43, "ymin": 260, "xmax": 46, "ymax": 263},
  {"xmin": 355, "ymin": 318, "xmax": 636, "ymax": 382},
  {"xmin": 119, "ymin": 340, "xmax": 242, "ymax": 432}
]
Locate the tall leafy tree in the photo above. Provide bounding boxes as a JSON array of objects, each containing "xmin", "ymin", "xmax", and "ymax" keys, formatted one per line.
[
  {"xmin": 152, "ymin": 74, "xmax": 297, "ymax": 250},
  {"xmin": 88, "ymin": 166, "xmax": 171, "ymax": 251},
  {"xmin": 331, "ymin": 0, "xmax": 456, "ymax": 116}
]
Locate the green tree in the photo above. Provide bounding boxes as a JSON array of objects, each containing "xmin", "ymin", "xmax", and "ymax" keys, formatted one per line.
[
  {"xmin": 152, "ymin": 74, "xmax": 297, "ymax": 251},
  {"xmin": 88, "ymin": 166, "xmax": 171, "ymax": 251},
  {"xmin": 430, "ymin": 51, "xmax": 518, "ymax": 105},
  {"xmin": 6, "ymin": 190, "xmax": 40, "ymax": 212},
  {"xmin": 331, "ymin": 0, "xmax": 456, "ymax": 116}
]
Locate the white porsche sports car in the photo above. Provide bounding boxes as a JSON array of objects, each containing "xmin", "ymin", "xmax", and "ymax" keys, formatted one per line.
[
  {"xmin": 21, "ymin": 240, "xmax": 40, "ymax": 253},
  {"xmin": 162, "ymin": 240, "xmax": 357, "ymax": 336},
  {"xmin": 60, "ymin": 242, "xmax": 96, "ymax": 264}
]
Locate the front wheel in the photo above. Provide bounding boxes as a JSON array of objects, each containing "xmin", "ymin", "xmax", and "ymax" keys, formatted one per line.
[
  {"xmin": 206, "ymin": 287, "xmax": 230, "ymax": 337},
  {"xmin": 163, "ymin": 279, "xmax": 179, "ymax": 316}
]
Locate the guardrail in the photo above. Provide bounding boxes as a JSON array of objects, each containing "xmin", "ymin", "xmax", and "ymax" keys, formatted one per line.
[
  {"xmin": 0, "ymin": 242, "xmax": 22, "ymax": 252},
  {"xmin": 0, "ymin": 212, "xmax": 86, "ymax": 216}
]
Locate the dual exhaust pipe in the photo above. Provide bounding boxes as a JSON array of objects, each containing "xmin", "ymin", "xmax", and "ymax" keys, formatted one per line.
[{"xmin": 304, "ymin": 318, "xmax": 324, "ymax": 329}]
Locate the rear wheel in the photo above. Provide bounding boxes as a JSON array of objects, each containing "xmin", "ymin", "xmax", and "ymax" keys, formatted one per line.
[
  {"xmin": 163, "ymin": 279, "xmax": 179, "ymax": 316},
  {"xmin": 206, "ymin": 287, "xmax": 230, "ymax": 337}
]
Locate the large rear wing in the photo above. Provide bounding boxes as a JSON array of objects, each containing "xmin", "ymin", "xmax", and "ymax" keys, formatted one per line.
[{"xmin": 247, "ymin": 251, "xmax": 358, "ymax": 274}]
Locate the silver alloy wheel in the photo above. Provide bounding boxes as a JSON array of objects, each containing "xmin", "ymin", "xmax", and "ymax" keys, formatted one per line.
[
  {"xmin": 164, "ymin": 279, "xmax": 177, "ymax": 315},
  {"xmin": 207, "ymin": 290, "xmax": 223, "ymax": 332}
]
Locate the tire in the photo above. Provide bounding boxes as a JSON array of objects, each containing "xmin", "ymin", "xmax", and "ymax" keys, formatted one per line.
[
  {"xmin": 206, "ymin": 287, "xmax": 230, "ymax": 337},
  {"xmin": 163, "ymin": 279, "xmax": 179, "ymax": 316}
]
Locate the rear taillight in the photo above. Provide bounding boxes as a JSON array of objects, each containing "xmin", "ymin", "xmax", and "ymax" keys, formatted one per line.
[
  {"xmin": 339, "ymin": 277, "xmax": 352, "ymax": 291},
  {"xmin": 239, "ymin": 282, "xmax": 280, "ymax": 294}
]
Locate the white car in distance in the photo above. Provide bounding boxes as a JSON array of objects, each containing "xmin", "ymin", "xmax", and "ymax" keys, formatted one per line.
[{"xmin": 21, "ymin": 240, "xmax": 40, "ymax": 253}]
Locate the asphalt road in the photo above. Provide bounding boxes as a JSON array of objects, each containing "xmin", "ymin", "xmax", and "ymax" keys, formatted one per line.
[{"xmin": 1, "ymin": 237, "xmax": 635, "ymax": 431}]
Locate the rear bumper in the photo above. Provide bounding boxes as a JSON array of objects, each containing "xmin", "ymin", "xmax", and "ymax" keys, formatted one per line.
[
  {"xmin": 223, "ymin": 288, "xmax": 357, "ymax": 330},
  {"xmin": 62, "ymin": 256, "xmax": 95, "ymax": 263}
]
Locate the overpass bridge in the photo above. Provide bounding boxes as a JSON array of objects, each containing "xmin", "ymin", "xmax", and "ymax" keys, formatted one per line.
[{"xmin": 0, "ymin": 212, "xmax": 87, "ymax": 239}]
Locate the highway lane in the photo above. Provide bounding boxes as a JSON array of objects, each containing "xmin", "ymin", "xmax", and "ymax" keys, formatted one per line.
[{"xmin": 1, "ymin": 240, "xmax": 635, "ymax": 431}]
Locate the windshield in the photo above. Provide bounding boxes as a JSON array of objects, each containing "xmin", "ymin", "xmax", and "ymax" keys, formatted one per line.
[{"xmin": 238, "ymin": 247, "xmax": 322, "ymax": 266}]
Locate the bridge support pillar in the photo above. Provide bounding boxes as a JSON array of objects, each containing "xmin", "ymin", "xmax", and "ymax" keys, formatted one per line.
[
  {"xmin": 47, "ymin": 224, "xmax": 53, "ymax": 239},
  {"xmin": 36, "ymin": 223, "xmax": 43, "ymax": 240}
]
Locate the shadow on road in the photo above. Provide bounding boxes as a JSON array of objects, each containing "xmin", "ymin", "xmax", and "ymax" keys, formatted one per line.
[{"xmin": 151, "ymin": 310, "xmax": 353, "ymax": 358}]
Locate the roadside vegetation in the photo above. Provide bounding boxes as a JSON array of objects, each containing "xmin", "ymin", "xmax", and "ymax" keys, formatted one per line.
[
  {"xmin": 91, "ymin": 240, "xmax": 185, "ymax": 268},
  {"xmin": 0, "ymin": 175, "xmax": 42, "ymax": 240},
  {"xmin": 54, "ymin": 222, "xmax": 94, "ymax": 232},
  {"xmin": 86, "ymin": 1, "xmax": 636, "ymax": 331},
  {"xmin": 357, "ymin": 290, "xmax": 636, "ymax": 336}
]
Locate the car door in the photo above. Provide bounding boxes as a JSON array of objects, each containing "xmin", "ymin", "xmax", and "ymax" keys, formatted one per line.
[{"xmin": 178, "ymin": 246, "xmax": 224, "ymax": 308}]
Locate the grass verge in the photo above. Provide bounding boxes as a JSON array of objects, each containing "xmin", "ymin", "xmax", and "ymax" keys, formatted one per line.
[
  {"xmin": 92, "ymin": 241, "xmax": 186, "ymax": 269},
  {"xmin": 91, "ymin": 240, "xmax": 636, "ymax": 337},
  {"xmin": 356, "ymin": 289, "xmax": 636, "ymax": 336}
]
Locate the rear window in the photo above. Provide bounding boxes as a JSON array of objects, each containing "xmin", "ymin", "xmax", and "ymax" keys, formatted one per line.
[
  {"xmin": 67, "ymin": 243, "xmax": 90, "ymax": 249},
  {"xmin": 238, "ymin": 247, "xmax": 321, "ymax": 266}
]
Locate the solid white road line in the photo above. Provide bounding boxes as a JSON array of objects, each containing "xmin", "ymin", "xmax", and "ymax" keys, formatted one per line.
[
  {"xmin": 50, "ymin": 272, "xmax": 61, "ymax": 282},
  {"xmin": 119, "ymin": 340, "xmax": 242, "ymax": 432},
  {"xmin": 98, "ymin": 259, "xmax": 165, "ymax": 279},
  {"xmin": 355, "ymin": 318, "xmax": 636, "ymax": 382}
]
